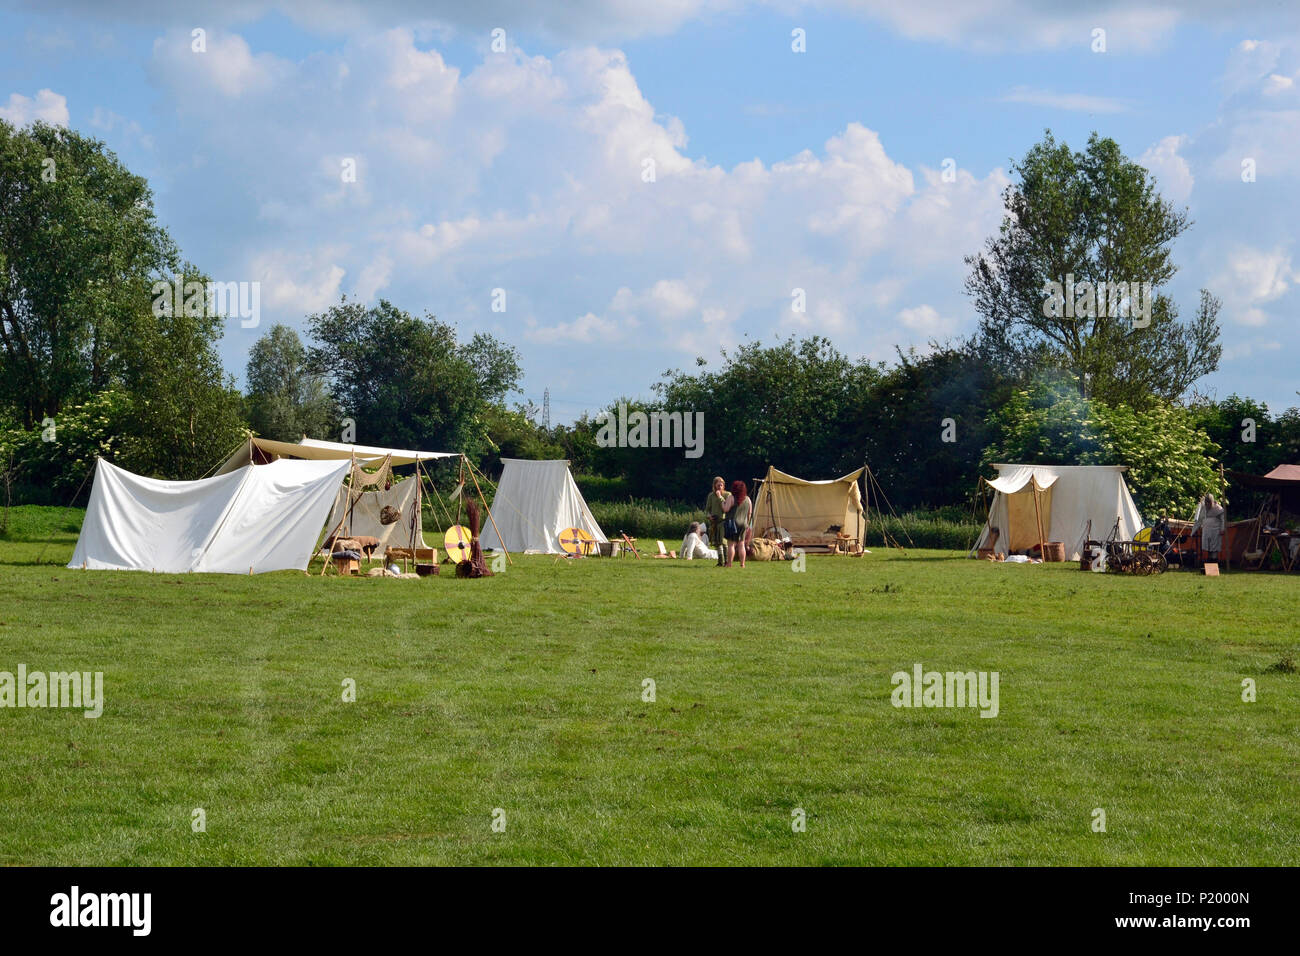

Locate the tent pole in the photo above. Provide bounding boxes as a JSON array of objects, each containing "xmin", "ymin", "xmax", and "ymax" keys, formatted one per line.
[
  {"xmin": 316, "ymin": 484, "xmax": 350, "ymax": 575},
  {"xmin": 413, "ymin": 459, "xmax": 422, "ymax": 550},
  {"xmin": 1033, "ymin": 479, "xmax": 1046, "ymax": 558},
  {"xmin": 467, "ymin": 456, "xmax": 512, "ymax": 566},
  {"xmin": 457, "ymin": 456, "xmax": 465, "ymax": 525},
  {"xmin": 345, "ymin": 451, "xmax": 356, "ymax": 537}
]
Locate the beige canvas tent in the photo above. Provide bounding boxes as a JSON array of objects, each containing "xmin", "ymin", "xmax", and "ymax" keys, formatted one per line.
[
  {"xmin": 972, "ymin": 464, "xmax": 1143, "ymax": 559},
  {"xmin": 752, "ymin": 466, "xmax": 866, "ymax": 553}
]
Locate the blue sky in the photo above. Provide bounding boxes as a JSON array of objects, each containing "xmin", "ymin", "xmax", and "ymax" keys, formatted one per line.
[{"xmin": 2, "ymin": 0, "xmax": 1298, "ymax": 424}]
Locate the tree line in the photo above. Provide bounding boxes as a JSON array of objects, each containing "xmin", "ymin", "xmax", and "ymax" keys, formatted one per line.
[{"xmin": 2, "ymin": 119, "xmax": 1296, "ymax": 520}]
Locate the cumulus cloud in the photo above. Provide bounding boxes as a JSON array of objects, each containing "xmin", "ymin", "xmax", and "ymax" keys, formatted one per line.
[
  {"xmin": 1139, "ymin": 135, "xmax": 1194, "ymax": 205},
  {"xmin": 139, "ymin": 25, "xmax": 1011, "ymax": 377},
  {"xmin": 0, "ymin": 89, "xmax": 70, "ymax": 127},
  {"xmin": 1211, "ymin": 245, "xmax": 1295, "ymax": 327}
]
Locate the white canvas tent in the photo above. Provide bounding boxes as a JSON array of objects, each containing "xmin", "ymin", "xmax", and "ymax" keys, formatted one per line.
[
  {"xmin": 480, "ymin": 459, "xmax": 607, "ymax": 554},
  {"xmin": 69, "ymin": 457, "xmax": 351, "ymax": 573},
  {"xmin": 972, "ymin": 464, "xmax": 1143, "ymax": 559}
]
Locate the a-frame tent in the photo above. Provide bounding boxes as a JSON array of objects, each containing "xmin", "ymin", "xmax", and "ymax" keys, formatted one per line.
[
  {"xmin": 751, "ymin": 466, "xmax": 867, "ymax": 553},
  {"xmin": 479, "ymin": 459, "xmax": 607, "ymax": 554},
  {"xmin": 972, "ymin": 463, "xmax": 1142, "ymax": 560},
  {"xmin": 218, "ymin": 435, "xmax": 468, "ymax": 559},
  {"xmin": 69, "ymin": 456, "xmax": 353, "ymax": 573}
]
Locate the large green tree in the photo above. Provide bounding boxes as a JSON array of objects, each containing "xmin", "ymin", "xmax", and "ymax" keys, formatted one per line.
[
  {"xmin": 245, "ymin": 323, "xmax": 337, "ymax": 442},
  {"xmin": 305, "ymin": 298, "xmax": 521, "ymax": 459},
  {"xmin": 966, "ymin": 131, "xmax": 1221, "ymax": 407},
  {"xmin": 0, "ymin": 120, "xmax": 178, "ymax": 426},
  {"xmin": 588, "ymin": 336, "xmax": 881, "ymax": 500},
  {"xmin": 846, "ymin": 342, "xmax": 1012, "ymax": 510},
  {"xmin": 981, "ymin": 382, "xmax": 1223, "ymax": 518}
]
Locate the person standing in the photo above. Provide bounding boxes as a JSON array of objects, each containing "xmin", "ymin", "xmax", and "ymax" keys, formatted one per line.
[
  {"xmin": 705, "ymin": 476, "xmax": 728, "ymax": 567},
  {"xmin": 726, "ymin": 479, "xmax": 752, "ymax": 568},
  {"xmin": 1193, "ymin": 493, "xmax": 1227, "ymax": 566}
]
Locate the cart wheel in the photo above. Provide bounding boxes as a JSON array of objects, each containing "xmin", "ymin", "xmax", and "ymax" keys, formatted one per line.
[
  {"xmin": 1135, "ymin": 552, "xmax": 1154, "ymax": 575},
  {"xmin": 1151, "ymin": 552, "xmax": 1168, "ymax": 574}
]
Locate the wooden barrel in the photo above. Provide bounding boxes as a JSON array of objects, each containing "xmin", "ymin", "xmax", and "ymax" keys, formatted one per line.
[{"xmin": 1044, "ymin": 541, "xmax": 1065, "ymax": 562}]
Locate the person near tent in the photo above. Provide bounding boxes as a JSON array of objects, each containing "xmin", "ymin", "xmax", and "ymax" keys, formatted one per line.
[
  {"xmin": 680, "ymin": 522, "xmax": 718, "ymax": 561},
  {"xmin": 1192, "ymin": 493, "xmax": 1227, "ymax": 565},
  {"xmin": 705, "ymin": 476, "xmax": 729, "ymax": 568},
  {"xmin": 726, "ymin": 479, "xmax": 752, "ymax": 568}
]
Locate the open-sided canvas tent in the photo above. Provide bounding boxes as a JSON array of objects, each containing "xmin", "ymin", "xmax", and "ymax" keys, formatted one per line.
[
  {"xmin": 972, "ymin": 464, "xmax": 1142, "ymax": 559},
  {"xmin": 479, "ymin": 459, "xmax": 607, "ymax": 554},
  {"xmin": 216, "ymin": 436, "xmax": 456, "ymax": 474},
  {"xmin": 69, "ymin": 457, "xmax": 351, "ymax": 573},
  {"xmin": 752, "ymin": 466, "xmax": 866, "ymax": 553},
  {"xmin": 217, "ymin": 435, "xmax": 463, "ymax": 558}
]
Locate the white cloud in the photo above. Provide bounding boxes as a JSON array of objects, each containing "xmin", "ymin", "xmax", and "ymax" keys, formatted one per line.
[
  {"xmin": 0, "ymin": 89, "xmax": 70, "ymax": 127},
  {"xmin": 1139, "ymin": 135, "xmax": 1194, "ymax": 204},
  {"xmin": 525, "ymin": 311, "xmax": 628, "ymax": 344},
  {"xmin": 1000, "ymin": 86, "xmax": 1128, "ymax": 113},
  {"xmin": 150, "ymin": 29, "xmax": 285, "ymax": 98},
  {"xmin": 1263, "ymin": 72, "xmax": 1295, "ymax": 94},
  {"xmin": 251, "ymin": 248, "xmax": 349, "ymax": 313},
  {"xmin": 897, "ymin": 304, "xmax": 955, "ymax": 336},
  {"xmin": 1212, "ymin": 245, "xmax": 1295, "ymax": 326},
  {"xmin": 136, "ymin": 27, "xmax": 1019, "ymax": 390}
]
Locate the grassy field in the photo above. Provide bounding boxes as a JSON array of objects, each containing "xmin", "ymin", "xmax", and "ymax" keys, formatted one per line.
[{"xmin": 0, "ymin": 505, "xmax": 1297, "ymax": 865}]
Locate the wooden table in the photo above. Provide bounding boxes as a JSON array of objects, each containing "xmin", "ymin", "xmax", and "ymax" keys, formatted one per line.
[{"xmin": 1260, "ymin": 530, "xmax": 1298, "ymax": 571}]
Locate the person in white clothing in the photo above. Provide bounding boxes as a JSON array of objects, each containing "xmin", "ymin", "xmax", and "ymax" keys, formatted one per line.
[{"xmin": 680, "ymin": 522, "xmax": 718, "ymax": 561}]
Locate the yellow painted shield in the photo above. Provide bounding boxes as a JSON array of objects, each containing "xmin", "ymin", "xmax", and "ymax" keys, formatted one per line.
[
  {"xmin": 444, "ymin": 525, "xmax": 472, "ymax": 562},
  {"xmin": 558, "ymin": 527, "xmax": 595, "ymax": 556}
]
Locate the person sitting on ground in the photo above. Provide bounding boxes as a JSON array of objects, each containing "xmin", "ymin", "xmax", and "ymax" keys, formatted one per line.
[{"xmin": 680, "ymin": 521, "xmax": 718, "ymax": 561}]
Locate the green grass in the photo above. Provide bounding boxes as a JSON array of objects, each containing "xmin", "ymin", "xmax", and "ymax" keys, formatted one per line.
[{"xmin": 0, "ymin": 506, "xmax": 1297, "ymax": 865}]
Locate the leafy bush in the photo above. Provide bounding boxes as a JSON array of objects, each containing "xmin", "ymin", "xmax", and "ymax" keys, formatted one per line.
[
  {"xmin": 983, "ymin": 383, "xmax": 1224, "ymax": 518},
  {"xmin": 1, "ymin": 391, "xmax": 133, "ymax": 503}
]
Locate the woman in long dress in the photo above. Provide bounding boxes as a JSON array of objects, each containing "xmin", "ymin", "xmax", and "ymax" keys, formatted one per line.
[{"xmin": 1192, "ymin": 493, "xmax": 1227, "ymax": 565}]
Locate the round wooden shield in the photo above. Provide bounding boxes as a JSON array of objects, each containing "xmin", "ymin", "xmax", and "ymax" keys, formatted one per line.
[
  {"xmin": 444, "ymin": 525, "xmax": 472, "ymax": 562},
  {"xmin": 558, "ymin": 526, "xmax": 595, "ymax": 556}
]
